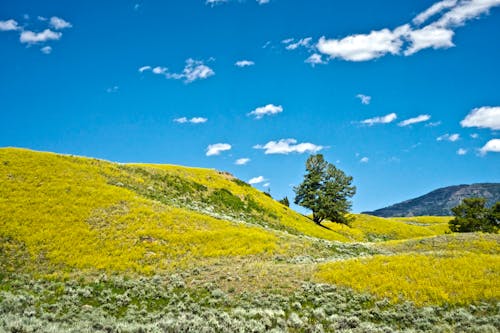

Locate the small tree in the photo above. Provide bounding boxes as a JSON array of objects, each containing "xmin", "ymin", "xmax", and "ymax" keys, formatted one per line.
[
  {"xmin": 449, "ymin": 198, "xmax": 498, "ymax": 233},
  {"xmin": 278, "ymin": 196, "xmax": 290, "ymax": 207},
  {"xmin": 294, "ymin": 154, "xmax": 356, "ymax": 225}
]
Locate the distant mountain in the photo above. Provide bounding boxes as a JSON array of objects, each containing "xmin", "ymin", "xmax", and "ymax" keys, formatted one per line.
[{"xmin": 364, "ymin": 183, "xmax": 500, "ymax": 217}]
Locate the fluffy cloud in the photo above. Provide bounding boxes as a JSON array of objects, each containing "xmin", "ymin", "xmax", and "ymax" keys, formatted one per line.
[
  {"xmin": 398, "ymin": 114, "xmax": 431, "ymax": 126},
  {"xmin": 49, "ymin": 16, "xmax": 72, "ymax": 30},
  {"xmin": 248, "ymin": 176, "xmax": 266, "ymax": 185},
  {"xmin": 479, "ymin": 138, "xmax": 500, "ymax": 155},
  {"xmin": 40, "ymin": 46, "xmax": 52, "ymax": 54},
  {"xmin": 305, "ymin": 53, "xmax": 326, "ymax": 66},
  {"xmin": 457, "ymin": 148, "xmax": 467, "ymax": 155},
  {"xmin": 235, "ymin": 158, "xmax": 250, "ymax": 165},
  {"xmin": 20, "ymin": 29, "xmax": 62, "ymax": 44},
  {"xmin": 235, "ymin": 60, "xmax": 255, "ymax": 67},
  {"xmin": 295, "ymin": 0, "xmax": 500, "ymax": 62},
  {"xmin": 356, "ymin": 94, "xmax": 371, "ymax": 105},
  {"xmin": 360, "ymin": 157, "xmax": 369, "ymax": 163},
  {"xmin": 0, "ymin": 19, "xmax": 20, "ymax": 31},
  {"xmin": 153, "ymin": 66, "xmax": 168, "ymax": 74},
  {"xmin": 248, "ymin": 104, "xmax": 283, "ymax": 119},
  {"xmin": 206, "ymin": 143, "xmax": 231, "ymax": 156},
  {"xmin": 174, "ymin": 117, "xmax": 207, "ymax": 124},
  {"xmin": 361, "ymin": 113, "xmax": 397, "ymax": 126},
  {"xmin": 404, "ymin": 25, "xmax": 455, "ymax": 55},
  {"xmin": 316, "ymin": 26, "xmax": 408, "ymax": 62},
  {"xmin": 460, "ymin": 106, "xmax": 500, "ymax": 130},
  {"xmin": 437, "ymin": 133, "xmax": 460, "ymax": 141},
  {"xmin": 254, "ymin": 138, "xmax": 324, "ymax": 155}
]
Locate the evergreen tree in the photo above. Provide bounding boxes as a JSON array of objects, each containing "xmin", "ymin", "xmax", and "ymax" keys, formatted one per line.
[
  {"xmin": 294, "ymin": 154, "xmax": 356, "ymax": 225},
  {"xmin": 449, "ymin": 198, "xmax": 499, "ymax": 233}
]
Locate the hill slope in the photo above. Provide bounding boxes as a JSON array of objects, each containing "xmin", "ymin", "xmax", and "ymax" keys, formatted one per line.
[{"xmin": 364, "ymin": 183, "xmax": 500, "ymax": 217}]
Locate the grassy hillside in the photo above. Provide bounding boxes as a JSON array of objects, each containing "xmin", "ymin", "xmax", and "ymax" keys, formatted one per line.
[{"xmin": 1, "ymin": 147, "xmax": 499, "ymax": 332}]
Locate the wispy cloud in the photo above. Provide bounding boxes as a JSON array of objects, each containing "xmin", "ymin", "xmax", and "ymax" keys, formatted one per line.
[
  {"xmin": 457, "ymin": 148, "xmax": 467, "ymax": 155},
  {"xmin": 305, "ymin": 53, "xmax": 326, "ymax": 66},
  {"xmin": 0, "ymin": 19, "xmax": 20, "ymax": 31},
  {"xmin": 356, "ymin": 94, "xmax": 371, "ymax": 105},
  {"xmin": 248, "ymin": 176, "xmax": 266, "ymax": 184},
  {"xmin": 284, "ymin": 37, "xmax": 313, "ymax": 50},
  {"xmin": 49, "ymin": 16, "xmax": 72, "ymax": 30},
  {"xmin": 174, "ymin": 117, "xmax": 207, "ymax": 124},
  {"xmin": 437, "ymin": 133, "xmax": 460, "ymax": 142},
  {"xmin": 361, "ymin": 113, "xmax": 397, "ymax": 126},
  {"xmin": 235, "ymin": 60, "xmax": 255, "ymax": 67},
  {"xmin": 235, "ymin": 158, "xmax": 250, "ymax": 165},
  {"xmin": 248, "ymin": 104, "xmax": 283, "ymax": 119},
  {"xmin": 106, "ymin": 86, "xmax": 119, "ymax": 93},
  {"xmin": 254, "ymin": 138, "xmax": 324, "ymax": 155},
  {"xmin": 40, "ymin": 46, "xmax": 52, "ymax": 54},
  {"xmin": 206, "ymin": 143, "xmax": 231, "ymax": 156},
  {"xmin": 140, "ymin": 59, "xmax": 215, "ymax": 83},
  {"xmin": 206, "ymin": 0, "xmax": 270, "ymax": 5},
  {"xmin": 479, "ymin": 138, "xmax": 500, "ymax": 155},
  {"xmin": 460, "ymin": 106, "xmax": 500, "ymax": 130},
  {"xmin": 398, "ymin": 114, "xmax": 431, "ymax": 126},
  {"xmin": 360, "ymin": 157, "xmax": 369, "ymax": 163}
]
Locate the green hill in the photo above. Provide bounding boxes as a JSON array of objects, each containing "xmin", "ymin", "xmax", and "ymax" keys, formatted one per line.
[{"xmin": 1, "ymin": 147, "xmax": 498, "ymax": 332}]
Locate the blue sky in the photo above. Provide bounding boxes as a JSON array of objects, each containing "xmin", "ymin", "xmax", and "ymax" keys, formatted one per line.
[{"xmin": 1, "ymin": 0, "xmax": 499, "ymax": 213}]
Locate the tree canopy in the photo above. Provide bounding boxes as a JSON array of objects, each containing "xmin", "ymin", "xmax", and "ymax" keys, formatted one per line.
[
  {"xmin": 449, "ymin": 198, "xmax": 499, "ymax": 233},
  {"xmin": 294, "ymin": 154, "xmax": 356, "ymax": 225}
]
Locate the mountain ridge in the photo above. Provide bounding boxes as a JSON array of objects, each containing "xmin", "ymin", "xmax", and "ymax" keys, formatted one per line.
[{"xmin": 364, "ymin": 183, "xmax": 500, "ymax": 217}]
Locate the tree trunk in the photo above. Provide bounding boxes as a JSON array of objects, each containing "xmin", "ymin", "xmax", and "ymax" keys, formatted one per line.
[{"xmin": 312, "ymin": 214, "xmax": 323, "ymax": 225}]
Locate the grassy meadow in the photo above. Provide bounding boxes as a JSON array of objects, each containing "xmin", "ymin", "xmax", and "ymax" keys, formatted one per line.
[{"xmin": 0, "ymin": 148, "xmax": 498, "ymax": 332}]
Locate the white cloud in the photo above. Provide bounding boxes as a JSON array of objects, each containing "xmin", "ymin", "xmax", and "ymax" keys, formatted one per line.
[
  {"xmin": 248, "ymin": 104, "xmax": 283, "ymax": 119},
  {"xmin": 479, "ymin": 138, "xmax": 500, "ymax": 155},
  {"xmin": 356, "ymin": 94, "xmax": 371, "ymax": 105},
  {"xmin": 235, "ymin": 60, "xmax": 255, "ymax": 67},
  {"xmin": 257, "ymin": 0, "xmax": 270, "ymax": 4},
  {"xmin": 20, "ymin": 29, "xmax": 62, "ymax": 44},
  {"xmin": 206, "ymin": 143, "xmax": 231, "ymax": 156},
  {"xmin": 360, "ymin": 157, "xmax": 369, "ymax": 163},
  {"xmin": 235, "ymin": 158, "xmax": 250, "ymax": 165},
  {"xmin": 457, "ymin": 148, "xmax": 467, "ymax": 155},
  {"xmin": 152, "ymin": 66, "xmax": 168, "ymax": 74},
  {"xmin": 248, "ymin": 176, "xmax": 266, "ymax": 185},
  {"xmin": 305, "ymin": 53, "xmax": 326, "ymax": 66},
  {"xmin": 263, "ymin": 182, "xmax": 270, "ymax": 187},
  {"xmin": 471, "ymin": 133, "xmax": 479, "ymax": 139},
  {"xmin": 206, "ymin": 0, "xmax": 227, "ymax": 4},
  {"xmin": 433, "ymin": 0, "xmax": 500, "ymax": 28},
  {"xmin": 413, "ymin": 0, "xmax": 458, "ymax": 25},
  {"xmin": 437, "ymin": 133, "xmax": 460, "ymax": 141},
  {"xmin": 286, "ymin": 37, "xmax": 312, "ymax": 50},
  {"xmin": 40, "ymin": 46, "xmax": 52, "ymax": 54},
  {"xmin": 404, "ymin": 25, "xmax": 455, "ymax": 55},
  {"xmin": 316, "ymin": 26, "xmax": 409, "ymax": 62},
  {"xmin": 296, "ymin": 0, "xmax": 500, "ymax": 62},
  {"xmin": 460, "ymin": 106, "xmax": 500, "ymax": 130},
  {"xmin": 0, "ymin": 19, "xmax": 20, "ymax": 31},
  {"xmin": 398, "ymin": 114, "xmax": 431, "ymax": 126},
  {"xmin": 174, "ymin": 117, "xmax": 207, "ymax": 124},
  {"xmin": 254, "ymin": 138, "xmax": 324, "ymax": 155},
  {"xmin": 190, "ymin": 117, "xmax": 207, "ymax": 124},
  {"xmin": 282, "ymin": 38, "xmax": 294, "ymax": 44},
  {"xmin": 361, "ymin": 113, "xmax": 397, "ymax": 126},
  {"xmin": 49, "ymin": 16, "xmax": 72, "ymax": 30},
  {"xmin": 138, "ymin": 65, "xmax": 151, "ymax": 73},
  {"xmin": 166, "ymin": 59, "xmax": 215, "ymax": 83},
  {"xmin": 134, "ymin": 3, "xmax": 141, "ymax": 11},
  {"xmin": 38, "ymin": 16, "xmax": 48, "ymax": 22}
]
